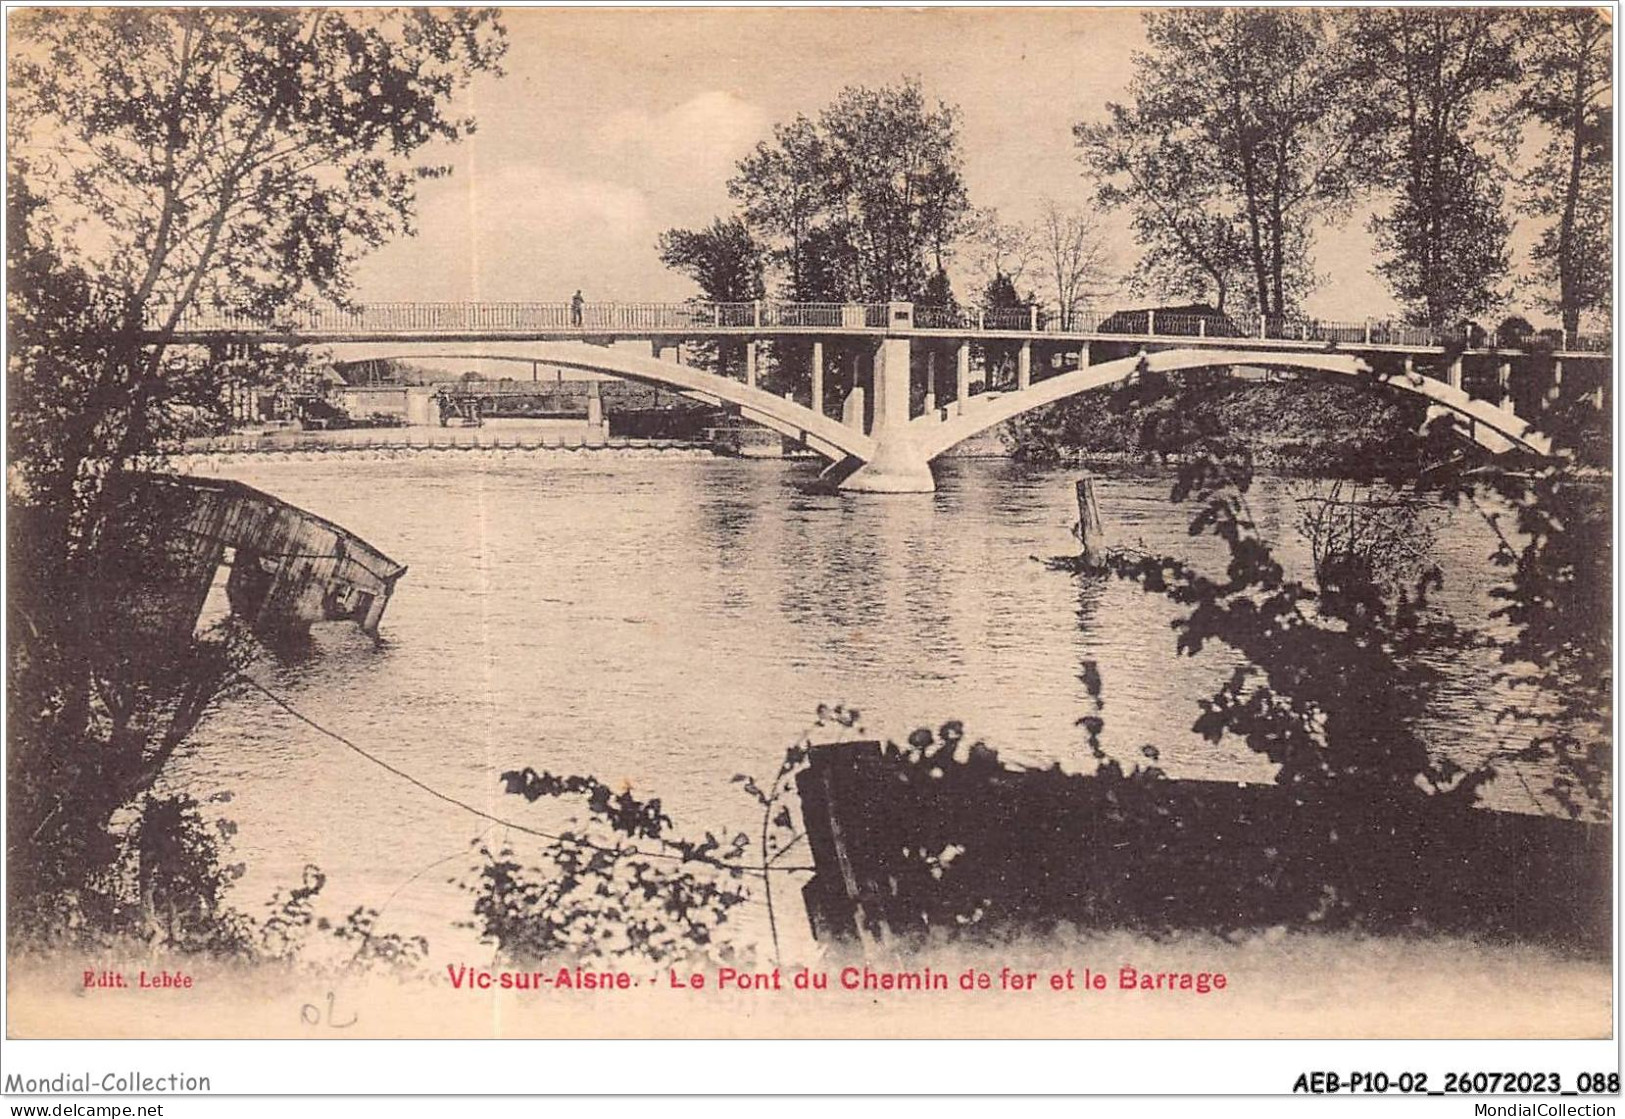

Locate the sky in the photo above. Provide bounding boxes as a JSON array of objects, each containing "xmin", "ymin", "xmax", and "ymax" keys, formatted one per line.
[{"xmin": 349, "ymin": 6, "xmax": 1546, "ymax": 324}]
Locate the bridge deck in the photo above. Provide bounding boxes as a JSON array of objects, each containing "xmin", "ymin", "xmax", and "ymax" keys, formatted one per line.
[{"xmin": 158, "ymin": 301, "xmax": 1611, "ymax": 358}]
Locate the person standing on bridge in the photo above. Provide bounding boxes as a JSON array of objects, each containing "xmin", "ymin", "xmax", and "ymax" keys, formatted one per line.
[{"xmin": 571, "ymin": 290, "xmax": 584, "ymax": 327}]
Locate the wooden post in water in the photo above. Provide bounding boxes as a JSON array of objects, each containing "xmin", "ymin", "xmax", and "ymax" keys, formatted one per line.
[{"xmin": 1075, "ymin": 474, "xmax": 1106, "ymax": 569}]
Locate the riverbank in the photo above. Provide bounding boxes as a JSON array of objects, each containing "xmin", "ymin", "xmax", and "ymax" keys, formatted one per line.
[{"xmin": 1000, "ymin": 374, "xmax": 1437, "ymax": 476}]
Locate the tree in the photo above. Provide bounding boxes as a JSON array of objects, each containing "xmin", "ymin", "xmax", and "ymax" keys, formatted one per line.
[
  {"xmin": 1033, "ymin": 199, "xmax": 1114, "ymax": 330},
  {"xmin": 982, "ymin": 271, "xmax": 1027, "ymax": 314},
  {"xmin": 1078, "ymin": 106, "xmax": 1250, "ymax": 314},
  {"xmin": 656, "ymin": 218, "xmax": 766, "ymax": 303},
  {"xmin": 7, "ymin": 8, "xmax": 505, "ymax": 940},
  {"xmin": 1113, "ymin": 440, "xmax": 1486, "ymax": 797},
  {"xmin": 1346, "ymin": 9, "xmax": 1522, "ymax": 330},
  {"xmin": 1103, "ymin": 429, "xmax": 1505, "ymax": 927},
  {"xmin": 979, "ymin": 271, "xmax": 1028, "ymax": 387},
  {"xmin": 655, "ymin": 217, "xmax": 765, "ymax": 379},
  {"xmin": 729, "ymin": 116, "xmax": 827, "ymax": 300},
  {"xmin": 961, "ymin": 207, "xmax": 1037, "ymax": 300},
  {"xmin": 1517, "ymin": 8, "xmax": 1612, "ymax": 337},
  {"xmin": 920, "ymin": 266, "xmax": 958, "ymax": 312},
  {"xmin": 9, "ymin": 9, "xmax": 504, "ymax": 527},
  {"xmin": 1076, "ymin": 9, "xmax": 1360, "ymax": 320},
  {"xmin": 729, "ymin": 78, "xmax": 970, "ymax": 302}
]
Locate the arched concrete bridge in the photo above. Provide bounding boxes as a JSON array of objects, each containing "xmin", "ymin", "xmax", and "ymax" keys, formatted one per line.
[
  {"xmin": 314, "ymin": 339, "xmax": 1549, "ymax": 492},
  {"xmin": 910, "ymin": 348, "xmax": 1551, "ymax": 464},
  {"xmin": 321, "ymin": 341, "xmax": 874, "ymax": 465},
  {"xmin": 177, "ymin": 300, "xmax": 1591, "ymax": 492}
]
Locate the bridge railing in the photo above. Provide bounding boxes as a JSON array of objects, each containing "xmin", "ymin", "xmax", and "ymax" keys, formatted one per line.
[
  {"xmin": 1564, "ymin": 331, "xmax": 1611, "ymax": 353},
  {"xmin": 1153, "ymin": 311, "xmax": 1206, "ymax": 337},
  {"xmin": 159, "ymin": 301, "xmax": 1611, "ymax": 355},
  {"xmin": 1312, "ymin": 321, "xmax": 1371, "ymax": 345},
  {"xmin": 1260, "ymin": 317, "xmax": 1375, "ymax": 344},
  {"xmin": 167, "ymin": 300, "xmax": 903, "ymax": 334},
  {"xmin": 1244, "ymin": 316, "xmax": 1440, "ymax": 347},
  {"xmin": 1052, "ymin": 310, "xmax": 1107, "ymax": 333},
  {"xmin": 914, "ymin": 307, "xmax": 1106, "ymax": 332},
  {"xmin": 762, "ymin": 302, "xmax": 845, "ymax": 328},
  {"xmin": 610, "ymin": 301, "xmax": 706, "ymax": 330},
  {"xmin": 1159, "ymin": 311, "xmax": 1245, "ymax": 338},
  {"xmin": 981, "ymin": 307, "xmax": 1033, "ymax": 331},
  {"xmin": 1364, "ymin": 321, "xmax": 1436, "ymax": 347},
  {"xmin": 352, "ymin": 302, "xmax": 573, "ymax": 332},
  {"xmin": 1098, "ymin": 310, "xmax": 1149, "ymax": 335},
  {"xmin": 914, "ymin": 305, "xmax": 975, "ymax": 330}
]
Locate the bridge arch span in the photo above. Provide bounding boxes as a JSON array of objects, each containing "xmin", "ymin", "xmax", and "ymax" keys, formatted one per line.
[
  {"xmin": 318, "ymin": 340, "xmax": 873, "ymax": 464},
  {"xmin": 911, "ymin": 347, "xmax": 1550, "ymax": 461}
]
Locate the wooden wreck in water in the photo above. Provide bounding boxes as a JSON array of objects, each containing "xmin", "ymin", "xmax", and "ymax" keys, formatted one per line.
[{"xmin": 103, "ymin": 474, "xmax": 407, "ymax": 641}]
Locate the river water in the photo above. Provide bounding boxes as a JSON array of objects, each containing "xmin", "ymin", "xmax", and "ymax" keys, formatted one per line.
[{"xmin": 169, "ymin": 449, "xmax": 1563, "ymax": 961}]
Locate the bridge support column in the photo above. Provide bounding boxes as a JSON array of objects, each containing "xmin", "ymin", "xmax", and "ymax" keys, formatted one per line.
[
  {"xmin": 924, "ymin": 350, "xmax": 938, "ymax": 414},
  {"xmin": 956, "ymin": 342, "xmax": 970, "ymax": 415},
  {"xmin": 1403, "ymin": 354, "xmax": 1415, "ymax": 380},
  {"xmin": 744, "ymin": 340, "xmax": 757, "ymax": 388},
  {"xmin": 1549, "ymin": 359, "xmax": 1564, "ymax": 403},
  {"xmin": 1498, "ymin": 360, "xmax": 1512, "ymax": 412},
  {"xmin": 586, "ymin": 378, "xmax": 603, "ymax": 429},
  {"xmin": 841, "ymin": 385, "xmax": 865, "ymax": 430},
  {"xmin": 848, "ymin": 350, "xmax": 866, "ymax": 429},
  {"xmin": 841, "ymin": 349, "xmax": 864, "ymax": 430},
  {"xmin": 1017, "ymin": 341, "xmax": 1032, "ymax": 391},
  {"xmin": 869, "ymin": 338, "xmax": 909, "ymax": 433},
  {"xmin": 811, "ymin": 341, "xmax": 824, "ymax": 418},
  {"xmin": 839, "ymin": 336, "xmax": 933, "ymax": 493},
  {"xmin": 1077, "ymin": 342, "xmax": 1089, "ymax": 371},
  {"xmin": 1448, "ymin": 356, "xmax": 1463, "ymax": 392}
]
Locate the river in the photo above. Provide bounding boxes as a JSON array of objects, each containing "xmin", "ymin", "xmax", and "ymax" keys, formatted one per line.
[{"xmin": 167, "ymin": 449, "xmax": 1563, "ymax": 962}]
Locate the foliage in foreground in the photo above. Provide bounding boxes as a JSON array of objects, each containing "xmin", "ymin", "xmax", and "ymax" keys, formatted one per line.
[
  {"xmin": 1429, "ymin": 397, "xmax": 1613, "ymax": 817},
  {"xmin": 14, "ymin": 787, "xmax": 428, "ymax": 979},
  {"xmin": 797, "ymin": 714, "xmax": 1606, "ymax": 950},
  {"xmin": 1107, "ymin": 441, "xmax": 1489, "ymax": 807},
  {"xmin": 462, "ymin": 706, "xmax": 875, "ymax": 969},
  {"xmin": 461, "ymin": 770, "xmax": 753, "ymax": 967},
  {"xmin": 1102, "ymin": 382, "xmax": 1610, "ymax": 820},
  {"xmin": 7, "ymin": 7, "xmax": 503, "ymax": 949}
]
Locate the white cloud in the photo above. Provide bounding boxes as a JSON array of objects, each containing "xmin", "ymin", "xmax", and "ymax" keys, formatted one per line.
[
  {"xmin": 354, "ymin": 161, "xmax": 671, "ymax": 302},
  {"xmin": 594, "ymin": 90, "xmax": 770, "ymax": 190},
  {"xmin": 353, "ymin": 92, "xmax": 771, "ymax": 302}
]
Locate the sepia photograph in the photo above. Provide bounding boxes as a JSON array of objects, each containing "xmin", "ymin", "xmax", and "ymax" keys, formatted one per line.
[{"xmin": 2, "ymin": 1, "xmax": 1615, "ymax": 1076}]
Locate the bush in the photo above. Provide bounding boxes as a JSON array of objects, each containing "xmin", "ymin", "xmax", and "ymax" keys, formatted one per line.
[
  {"xmin": 1002, "ymin": 373, "xmax": 1430, "ymax": 477},
  {"xmin": 460, "ymin": 770, "xmax": 752, "ymax": 967}
]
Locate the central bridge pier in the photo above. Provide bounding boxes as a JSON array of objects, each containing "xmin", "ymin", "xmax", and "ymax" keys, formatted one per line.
[{"xmin": 836, "ymin": 335, "xmax": 936, "ymax": 493}]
